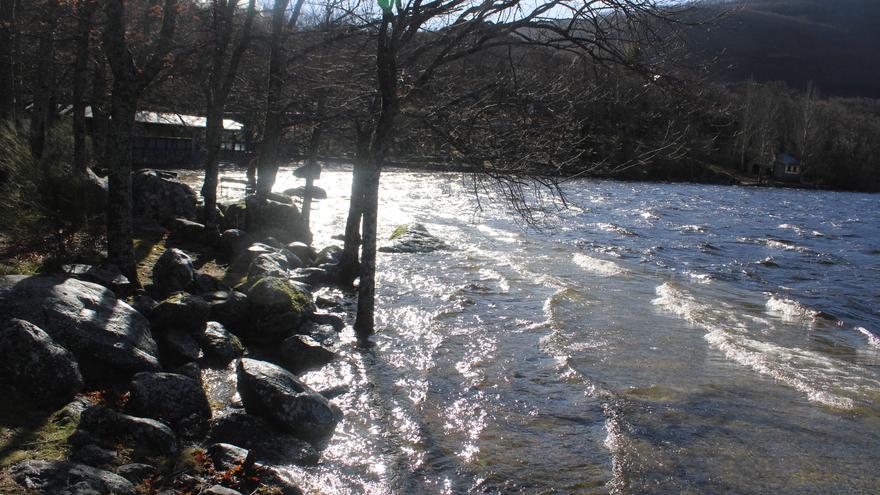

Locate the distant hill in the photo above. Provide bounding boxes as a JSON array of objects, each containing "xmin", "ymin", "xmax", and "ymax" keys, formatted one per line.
[{"xmin": 684, "ymin": 0, "xmax": 880, "ymax": 97}]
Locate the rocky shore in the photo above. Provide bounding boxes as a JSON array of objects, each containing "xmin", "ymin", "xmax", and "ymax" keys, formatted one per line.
[{"xmin": 0, "ymin": 169, "xmax": 413, "ymax": 494}]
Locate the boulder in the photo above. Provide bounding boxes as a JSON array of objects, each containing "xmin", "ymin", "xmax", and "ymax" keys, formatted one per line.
[
  {"xmin": 208, "ymin": 411, "xmax": 319, "ymax": 465},
  {"xmin": 283, "ymin": 185, "xmax": 327, "ymax": 200},
  {"xmin": 115, "ymin": 464, "xmax": 156, "ymax": 485},
  {"xmin": 70, "ymin": 443, "xmax": 117, "ymax": 467},
  {"xmin": 173, "ymin": 361, "xmax": 202, "ymax": 382},
  {"xmin": 278, "ymin": 335, "xmax": 335, "ymax": 373},
  {"xmin": 247, "ymin": 277, "xmax": 314, "ymax": 316},
  {"xmin": 286, "ymin": 242, "xmax": 316, "ymax": 264},
  {"xmin": 127, "ymin": 372, "xmax": 211, "ymax": 426},
  {"xmin": 236, "ymin": 358, "xmax": 342, "ymax": 443},
  {"xmin": 191, "ymin": 272, "xmax": 229, "ymax": 295},
  {"xmin": 0, "ymin": 276, "xmax": 160, "ymax": 377},
  {"xmin": 0, "ymin": 318, "xmax": 83, "ymax": 406},
  {"xmin": 204, "ymin": 485, "xmax": 244, "ymax": 495},
  {"xmin": 10, "ymin": 460, "xmax": 136, "ymax": 495},
  {"xmin": 169, "ymin": 218, "xmax": 207, "ymax": 244},
  {"xmin": 206, "ymin": 443, "xmax": 251, "ymax": 471},
  {"xmin": 247, "ymin": 252, "xmax": 290, "ymax": 281},
  {"xmin": 245, "ymin": 196, "xmax": 310, "ymax": 244},
  {"xmin": 299, "ymin": 322, "xmax": 339, "ymax": 345},
  {"xmin": 158, "ymin": 329, "xmax": 201, "ymax": 362},
  {"xmin": 206, "ymin": 290, "xmax": 250, "ymax": 331},
  {"xmin": 314, "ymin": 245, "xmax": 343, "ymax": 266},
  {"xmin": 150, "ymin": 292, "xmax": 211, "ymax": 331},
  {"xmin": 199, "ymin": 321, "xmax": 243, "ymax": 363},
  {"xmin": 278, "ymin": 248, "xmax": 305, "ymax": 269},
  {"xmin": 129, "ymin": 294, "xmax": 157, "ymax": 318},
  {"xmin": 61, "ymin": 264, "xmax": 130, "ymax": 294},
  {"xmin": 152, "ymin": 248, "xmax": 195, "ymax": 296},
  {"xmin": 292, "ymin": 163, "xmax": 321, "ymax": 180},
  {"xmin": 379, "ymin": 223, "xmax": 447, "ymax": 253},
  {"xmin": 247, "ymin": 277, "xmax": 314, "ymax": 343},
  {"xmin": 78, "ymin": 405, "xmax": 178, "ymax": 456},
  {"xmin": 309, "ymin": 312, "xmax": 346, "ymax": 331},
  {"xmin": 218, "ymin": 229, "xmax": 254, "ymax": 259},
  {"xmin": 222, "ymin": 201, "xmax": 247, "ymax": 231},
  {"xmin": 132, "ymin": 169, "xmax": 197, "ymax": 224}
]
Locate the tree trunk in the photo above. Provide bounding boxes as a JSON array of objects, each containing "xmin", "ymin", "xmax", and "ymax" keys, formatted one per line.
[
  {"xmin": 201, "ymin": 105, "xmax": 223, "ymax": 232},
  {"xmin": 341, "ymin": 123, "xmax": 370, "ymax": 285},
  {"xmin": 105, "ymin": 88, "xmax": 138, "ymax": 284},
  {"xmin": 29, "ymin": 0, "xmax": 60, "ymax": 158},
  {"xmin": 90, "ymin": 61, "xmax": 109, "ymax": 167},
  {"xmin": 72, "ymin": 0, "xmax": 95, "ymax": 173},
  {"xmin": 0, "ymin": 0, "xmax": 16, "ymax": 121},
  {"xmin": 355, "ymin": 12, "xmax": 397, "ymax": 337},
  {"xmin": 255, "ymin": 0, "xmax": 290, "ymax": 196},
  {"xmin": 301, "ymin": 93, "xmax": 325, "ymax": 233}
]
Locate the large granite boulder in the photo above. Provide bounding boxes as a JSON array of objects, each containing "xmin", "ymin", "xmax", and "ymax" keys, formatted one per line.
[
  {"xmin": 127, "ymin": 372, "xmax": 211, "ymax": 426},
  {"xmin": 236, "ymin": 358, "xmax": 342, "ymax": 443},
  {"xmin": 152, "ymin": 248, "xmax": 195, "ymax": 297},
  {"xmin": 245, "ymin": 196, "xmax": 310, "ymax": 244},
  {"xmin": 169, "ymin": 218, "xmax": 208, "ymax": 245},
  {"xmin": 0, "ymin": 318, "xmax": 83, "ymax": 406},
  {"xmin": 247, "ymin": 252, "xmax": 290, "ymax": 281},
  {"xmin": 0, "ymin": 276, "xmax": 160, "ymax": 377},
  {"xmin": 246, "ymin": 277, "xmax": 314, "ymax": 343},
  {"xmin": 60, "ymin": 263, "xmax": 130, "ymax": 294},
  {"xmin": 132, "ymin": 169, "xmax": 197, "ymax": 225},
  {"xmin": 10, "ymin": 460, "xmax": 136, "ymax": 495},
  {"xmin": 150, "ymin": 292, "xmax": 211, "ymax": 331}
]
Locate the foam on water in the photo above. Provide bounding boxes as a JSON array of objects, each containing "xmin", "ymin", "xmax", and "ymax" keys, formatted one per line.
[
  {"xmin": 653, "ymin": 282, "xmax": 875, "ymax": 409},
  {"xmin": 573, "ymin": 253, "xmax": 626, "ymax": 277},
  {"xmin": 858, "ymin": 327, "xmax": 880, "ymax": 348},
  {"xmin": 766, "ymin": 295, "xmax": 819, "ymax": 322}
]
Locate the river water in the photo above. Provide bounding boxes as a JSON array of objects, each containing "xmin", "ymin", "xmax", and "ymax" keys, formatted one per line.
[{"xmin": 180, "ymin": 165, "xmax": 880, "ymax": 494}]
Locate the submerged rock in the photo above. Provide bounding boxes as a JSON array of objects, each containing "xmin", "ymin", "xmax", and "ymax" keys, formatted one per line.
[
  {"xmin": 0, "ymin": 276, "xmax": 160, "ymax": 377},
  {"xmin": 10, "ymin": 460, "xmax": 136, "ymax": 495},
  {"xmin": 0, "ymin": 318, "xmax": 83, "ymax": 406},
  {"xmin": 236, "ymin": 358, "xmax": 342, "ymax": 443},
  {"xmin": 379, "ymin": 223, "xmax": 447, "ymax": 253}
]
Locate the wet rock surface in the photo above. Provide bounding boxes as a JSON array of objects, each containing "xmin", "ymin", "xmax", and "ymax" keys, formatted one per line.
[{"xmin": 236, "ymin": 358, "xmax": 342, "ymax": 443}]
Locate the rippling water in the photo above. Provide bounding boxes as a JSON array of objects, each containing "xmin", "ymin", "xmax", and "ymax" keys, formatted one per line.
[{"xmin": 180, "ymin": 165, "xmax": 880, "ymax": 494}]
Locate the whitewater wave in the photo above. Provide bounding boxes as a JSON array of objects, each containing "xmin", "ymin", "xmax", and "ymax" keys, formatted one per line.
[
  {"xmin": 652, "ymin": 283, "xmax": 876, "ymax": 410},
  {"xmin": 573, "ymin": 253, "xmax": 626, "ymax": 277},
  {"xmin": 766, "ymin": 295, "xmax": 819, "ymax": 322}
]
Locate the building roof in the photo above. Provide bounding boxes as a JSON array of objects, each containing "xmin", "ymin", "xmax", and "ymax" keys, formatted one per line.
[{"xmin": 78, "ymin": 107, "xmax": 243, "ymax": 131}]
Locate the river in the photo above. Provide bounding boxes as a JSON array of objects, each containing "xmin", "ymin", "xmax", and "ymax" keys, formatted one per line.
[{"xmin": 179, "ymin": 165, "xmax": 880, "ymax": 494}]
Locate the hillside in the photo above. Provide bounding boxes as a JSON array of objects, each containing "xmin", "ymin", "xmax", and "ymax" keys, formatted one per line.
[{"xmin": 685, "ymin": 0, "xmax": 880, "ymax": 97}]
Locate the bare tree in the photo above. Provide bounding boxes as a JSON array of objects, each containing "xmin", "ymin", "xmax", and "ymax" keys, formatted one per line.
[
  {"xmin": 102, "ymin": 0, "xmax": 179, "ymax": 285},
  {"xmin": 199, "ymin": 0, "xmax": 257, "ymax": 234}
]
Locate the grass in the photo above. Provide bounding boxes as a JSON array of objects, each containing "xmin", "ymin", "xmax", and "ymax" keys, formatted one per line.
[{"xmin": 0, "ymin": 391, "xmax": 80, "ymax": 472}]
